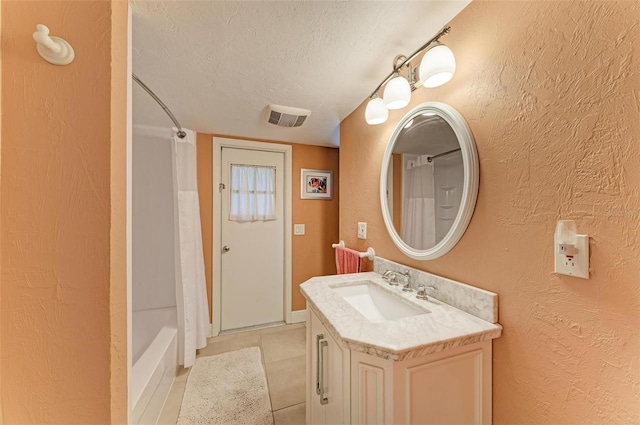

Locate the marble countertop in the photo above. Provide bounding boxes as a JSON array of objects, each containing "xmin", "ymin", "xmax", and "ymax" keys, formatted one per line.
[{"xmin": 300, "ymin": 272, "xmax": 502, "ymax": 361}]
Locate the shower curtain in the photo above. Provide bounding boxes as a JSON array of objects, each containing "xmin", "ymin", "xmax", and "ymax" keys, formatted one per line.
[
  {"xmin": 172, "ymin": 128, "xmax": 209, "ymax": 368},
  {"xmin": 401, "ymin": 157, "xmax": 436, "ymax": 250}
]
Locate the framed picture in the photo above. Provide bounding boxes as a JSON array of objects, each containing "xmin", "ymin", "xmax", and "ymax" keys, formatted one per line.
[{"xmin": 300, "ymin": 169, "xmax": 333, "ymax": 200}]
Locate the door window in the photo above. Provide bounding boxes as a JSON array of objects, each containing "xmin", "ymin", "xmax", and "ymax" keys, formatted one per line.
[{"xmin": 229, "ymin": 164, "xmax": 276, "ymax": 222}]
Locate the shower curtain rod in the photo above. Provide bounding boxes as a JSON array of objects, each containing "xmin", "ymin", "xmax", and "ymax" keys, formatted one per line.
[
  {"xmin": 427, "ymin": 148, "xmax": 461, "ymax": 162},
  {"xmin": 132, "ymin": 73, "xmax": 187, "ymax": 139}
]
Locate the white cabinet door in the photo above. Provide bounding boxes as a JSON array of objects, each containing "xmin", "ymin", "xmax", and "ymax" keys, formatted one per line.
[
  {"xmin": 352, "ymin": 341, "xmax": 492, "ymax": 425},
  {"xmin": 307, "ymin": 309, "xmax": 350, "ymax": 425},
  {"xmin": 308, "ymin": 311, "xmax": 326, "ymax": 425},
  {"xmin": 324, "ymin": 328, "xmax": 350, "ymax": 425},
  {"xmin": 394, "ymin": 341, "xmax": 492, "ymax": 425},
  {"xmin": 351, "ymin": 351, "xmax": 393, "ymax": 425}
]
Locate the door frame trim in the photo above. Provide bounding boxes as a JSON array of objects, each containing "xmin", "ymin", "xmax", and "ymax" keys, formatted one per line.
[{"xmin": 211, "ymin": 137, "xmax": 293, "ymax": 336}]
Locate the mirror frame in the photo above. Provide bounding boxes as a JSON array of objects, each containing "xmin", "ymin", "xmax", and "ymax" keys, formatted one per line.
[{"xmin": 379, "ymin": 101, "xmax": 479, "ymax": 260}]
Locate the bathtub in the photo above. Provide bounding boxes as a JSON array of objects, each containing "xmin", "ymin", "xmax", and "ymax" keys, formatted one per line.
[{"xmin": 132, "ymin": 308, "xmax": 179, "ymax": 425}]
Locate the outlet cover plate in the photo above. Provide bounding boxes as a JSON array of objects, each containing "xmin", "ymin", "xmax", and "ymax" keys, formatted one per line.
[
  {"xmin": 294, "ymin": 224, "xmax": 305, "ymax": 235},
  {"xmin": 357, "ymin": 222, "xmax": 367, "ymax": 239},
  {"xmin": 554, "ymin": 234, "xmax": 589, "ymax": 279}
]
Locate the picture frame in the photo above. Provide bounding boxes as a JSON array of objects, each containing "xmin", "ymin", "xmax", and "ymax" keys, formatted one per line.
[{"xmin": 300, "ymin": 168, "xmax": 333, "ymax": 200}]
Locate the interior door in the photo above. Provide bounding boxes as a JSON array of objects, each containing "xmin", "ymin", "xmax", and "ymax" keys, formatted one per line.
[{"xmin": 220, "ymin": 147, "xmax": 285, "ymax": 331}]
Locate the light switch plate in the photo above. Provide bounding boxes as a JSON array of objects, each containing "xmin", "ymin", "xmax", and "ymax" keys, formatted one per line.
[
  {"xmin": 294, "ymin": 224, "xmax": 305, "ymax": 235},
  {"xmin": 554, "ymin": 234, "xmax": 589, "ymax": 279},
  {"xmin": 357, "ymin": 222, "xmax": 367, "ymax": 239}
]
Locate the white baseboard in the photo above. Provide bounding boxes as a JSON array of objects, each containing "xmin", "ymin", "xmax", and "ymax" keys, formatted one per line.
[{"xmin": 290, "ymin": 310, "xmax": 307, "ymax": 324}]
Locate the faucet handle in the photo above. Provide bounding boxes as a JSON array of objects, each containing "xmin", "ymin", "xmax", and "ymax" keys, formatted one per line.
[
  {"xmin": 416, "ymin": 285, "xmax": 436, "ymax": 300},
  {"xmin": 382, "ymin": 270, "xmax": 399, "ymax": 286}
]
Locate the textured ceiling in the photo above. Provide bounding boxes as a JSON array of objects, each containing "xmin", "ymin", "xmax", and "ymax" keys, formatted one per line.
[{"xmin": 131, "ymin": 1, "xmax": 470, "ymax": 147}]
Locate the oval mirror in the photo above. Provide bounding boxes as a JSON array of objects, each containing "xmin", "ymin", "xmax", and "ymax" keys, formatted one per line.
[{"xmin": 380, "ymin": 102, "xmax": 479, "ymax": 260}]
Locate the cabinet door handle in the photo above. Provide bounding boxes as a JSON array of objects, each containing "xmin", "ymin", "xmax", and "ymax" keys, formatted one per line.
[
  {"xmin": 315, "ymin": 334, "xmax": 323, "ymax": 395},
  {"xmin": 319, "ymin": 339, "xmax": 328, "ymax": 405}
]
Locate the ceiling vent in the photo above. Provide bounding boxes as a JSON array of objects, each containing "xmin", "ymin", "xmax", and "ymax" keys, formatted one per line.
[{"xmin": 267, "ymin": 104, "xmax": 311, "ymax": 128}]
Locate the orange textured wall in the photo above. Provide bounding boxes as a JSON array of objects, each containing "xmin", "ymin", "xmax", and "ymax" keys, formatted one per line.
[
  {"xmin": 291, "ymin": 143, "xmax": 340, "ymax": 310},
  {"xmin": 196, "ymin": 134, "xmax": 339, "ymax": 314},
  {"xmin": 196, "ymin": 133, "xmax": 213, "ymax": 321},
  {"xmin": 340, "ymin": 1, "xmax": 639, "ymax": 424},
  {"xmin": 0, "ymin": 1, "xmax": 128, "ymax": 423},
  {"xmin": 109, "ymin": 1, "xmax": 128, "ymax": 422},
  {"xmin": 0, "ymin": 0, "xmax": 3, "ymax": 422}
]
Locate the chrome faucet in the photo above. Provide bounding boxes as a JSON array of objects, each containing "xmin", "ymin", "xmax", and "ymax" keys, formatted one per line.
[
  {"xmin": 399, "ymin": 270, "xmax": 413, "ymax": 292},
  {"xmin": 382, "ymin": 270, "xmax": 399, "ymax": 286}
]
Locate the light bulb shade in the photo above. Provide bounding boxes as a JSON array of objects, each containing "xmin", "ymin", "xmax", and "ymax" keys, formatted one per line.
[
  {"xmin": 365, "ymin": 97, "xmax": 389, "ymax": 125},
  {"xmin": 383, "ymin": 76, "xmax": 411, "ymax": 110},
  {"xmin": 419, "ymin": 44, "xmax": 456, "ymax": 88}
]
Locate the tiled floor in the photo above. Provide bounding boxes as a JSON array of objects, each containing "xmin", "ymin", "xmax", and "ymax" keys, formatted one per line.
[{"xmin": 157, "ymin": 323, "xmax": 307, "ymax": 425}]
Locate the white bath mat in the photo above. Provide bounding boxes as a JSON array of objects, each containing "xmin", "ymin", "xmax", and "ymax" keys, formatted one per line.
[{"xmin": 177, "ymin": 347, "xmax": 273, "ymax": 425}]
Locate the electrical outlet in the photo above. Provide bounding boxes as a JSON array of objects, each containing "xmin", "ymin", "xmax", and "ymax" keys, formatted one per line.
[
  {"xmin": 357, "ymin": 222, "xmax": 367, "ymax": 239},
  {"xmin": 563, "ymin": 256, "xmax": 575, "ymax": 268},
  {"xmin": 554, "ymin": 234, "xmax": 589, "ymax": 279},
  {"xmin": 294, "ymin": 224, "xmax": 305, "ymax": 235}
]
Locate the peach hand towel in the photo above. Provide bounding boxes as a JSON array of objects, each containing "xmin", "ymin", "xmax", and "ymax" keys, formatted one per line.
[{"xmin": 335, "ymin": 246, "xmax": 361, "ymax": 274}]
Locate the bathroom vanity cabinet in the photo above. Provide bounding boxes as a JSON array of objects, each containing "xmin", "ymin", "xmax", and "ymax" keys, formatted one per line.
[
  {"xmin": 301, "ymin": 269, "xmax": 501, "ymax": 425},
  {"xmin": 307, "ymin": 308, "xmax": 492, "ymax": 425}
]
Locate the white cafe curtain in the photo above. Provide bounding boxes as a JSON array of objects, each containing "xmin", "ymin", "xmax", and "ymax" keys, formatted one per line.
[{"xmin": 229, "ymin": 165, "xmax": 276, "ymax": 222}]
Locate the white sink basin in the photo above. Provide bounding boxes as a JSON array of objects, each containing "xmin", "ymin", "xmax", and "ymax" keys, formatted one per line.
[{"xmin": 332, "ymin": 282, "xmax": 429, "ymax": 323}]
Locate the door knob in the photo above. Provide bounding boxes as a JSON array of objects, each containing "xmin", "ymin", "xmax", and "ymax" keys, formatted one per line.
[{"xmin": 222, "ymin": 245, "xmax": 230, "ymax": 253}]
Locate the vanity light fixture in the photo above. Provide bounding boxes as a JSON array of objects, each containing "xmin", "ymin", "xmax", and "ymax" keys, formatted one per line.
[
  {"xmin": 419, "ymin": 43, "xmax": 456, "ymax": 88},
  {"xmin": 365, "ymin": 26, "xmax": 454, "ymax": 125},
  {"xmin": 383, "ymin": 55, "xmax": 412, "ymax": 110},
  {"xmin": 365, "ymin": 95, "xmax": 389, "ymax": 125},
  {"xmin": 383, "ymin": 74, "xmax": 412, "ymax": 109}
]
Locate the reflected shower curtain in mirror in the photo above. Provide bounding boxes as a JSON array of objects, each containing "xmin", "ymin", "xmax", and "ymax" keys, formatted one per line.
[
  {"xmin": 401, "ymin": 157, "xmax": 436, "ymax": 249},
  {"xmin": 172, "ymin": 128, "xmax": 209, "ymax": 368}
]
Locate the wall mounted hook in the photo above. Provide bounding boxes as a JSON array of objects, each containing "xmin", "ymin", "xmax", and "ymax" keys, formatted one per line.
[{"xmin": 33, "ymin": 24, "xmax": 75, "ymax": 65}]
